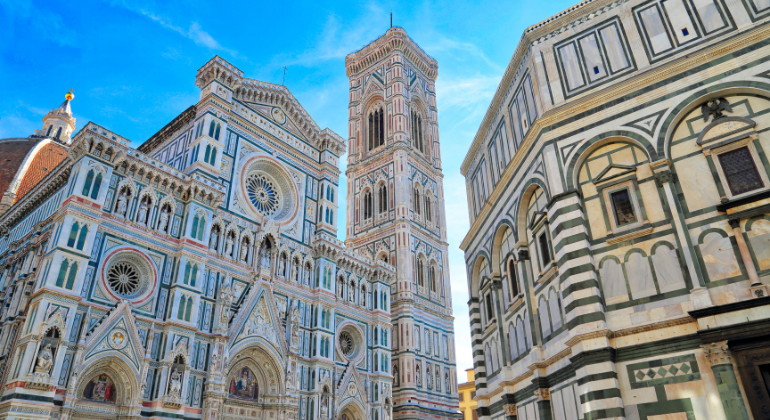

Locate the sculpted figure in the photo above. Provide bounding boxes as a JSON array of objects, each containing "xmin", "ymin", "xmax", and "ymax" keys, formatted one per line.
[
  {"xmin": 116, "ymin": 192, "xmax": 128, "ymax": 216},
  {"xmin": 158, "ymin": 209, "xmax": 170, "ymax": 233},
  {"xmin": 240, "ymin": 242, "xmax": 249, "ymax": 262},
  {"xmin": 225, "ymin": 235, "xmax": 234, "ymax": 257},
  {"xmin": 168, "ymin": 370, "xmax": 182, "ymax": 396},
  {"xmin": 209, "ymin": 230, "xmax": 219, "ymax": 251},
  {"xmin": 260, "ymin": 248, "xmax": 270, "ymax": 269},
  {"xmin": 137, "ymin": 200, "xmax": 148, "ymax": 225},
  {"xmin": 35, "ymin": 344, "xmax": 53, "ymax": 374}
]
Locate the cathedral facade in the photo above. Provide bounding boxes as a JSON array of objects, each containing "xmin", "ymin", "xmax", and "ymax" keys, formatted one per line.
[
  {"xmin": 460, "ymin": 0, "xmax": 770, "ymax": 419},
  {"xmin": 0, "ymin": 28, "xmax": 457, "ymax": 420}
]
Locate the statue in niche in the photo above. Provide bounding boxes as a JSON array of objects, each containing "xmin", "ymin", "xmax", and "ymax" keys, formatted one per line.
[
  {"xmin": 168, "ymin": 369, "xmax": 182, "ymax": 396},
  {"xmin": 209, "ymin": 229, "xmax": 219, "ymax": 251},
  {"xmin": 303, "ymin": 266, "xmax": 311, "ymax": 285},
  {"xmin": 349, "ymin": 285, "xmax": 355, "ymax": 302},
  {"xmin": 157, "ymin": 207, "xmax": 170, "ymax": 233},
  {"xmin": 240, "ymin": 242, "xmax": 249, "ymax": 262},
  {"xmin": 321, "ymin": 393, "xmax": 329, "ymax": 414},
  {"xmin": 34, "ymin": 344, "xmax": 53, "ymax": 374},
  {"xmin": 260, "ymin": 248, "xmax": 270, "ymax": 269},
  {"xmin": 225, "ymin": 235, "xmax": 234, "ymax": 257},
  {"xmin": 278, "ymin": 255, "xmax": 286, "ymax": 277},
  {"xmin": 116, "ymin": 191, "xmax": 129, "ymax": 216},
  {"xmin": 286, "ymin": 362, "xmax": 295, "ymax": 390},
  {"xmin": 360, "ymin": 289, "xmax": 366, "ymax": 306},
  {"xmin": 291, "ymin": 264, "xmax": 298, "ymax": 282},
  {"xmin": 415, "ymin": 366, "xmax": 421, "ymax": 385},
  {"xmin": 136, "ymin": 199, "xmax": 149, "ymax": 225}
]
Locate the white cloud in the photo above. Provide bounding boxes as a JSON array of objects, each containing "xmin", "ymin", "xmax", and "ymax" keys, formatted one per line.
[{"xmin": 110, "ymin": 1, "xmax": 241, "ymax": 58}]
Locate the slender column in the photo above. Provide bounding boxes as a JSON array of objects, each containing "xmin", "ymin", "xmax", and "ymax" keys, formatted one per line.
[
  {"xmin": 701, "ymin": 342, "xmax": 751, "ymax": 420},
  {"xmin": 728, "ymin": 219, "xmax": 761, "ymax": 286}
]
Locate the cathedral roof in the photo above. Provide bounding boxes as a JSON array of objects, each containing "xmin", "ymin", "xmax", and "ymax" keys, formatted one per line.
[{"xmin": 0, "ymin": 138, "xmax": 68, "ymax": 213}]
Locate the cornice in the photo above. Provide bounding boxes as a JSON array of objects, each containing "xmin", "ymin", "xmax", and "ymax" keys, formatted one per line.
[
  {"xmin": 345, "ymin": 27, "xmax": 438, "ymax": 80},
  {"xmin": 460, "ymin": 21, "xmax": 770, "ymax": 250}
]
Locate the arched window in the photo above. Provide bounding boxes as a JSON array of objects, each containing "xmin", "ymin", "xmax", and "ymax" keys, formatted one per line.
[
  {"xmin": 191, "ymin": 213, "xmax": 205, "ymax": 241},
  {"xmin": 411, "ymin": 109, "xmax": 425, "ymax": 154},
  {"xmin": 208, "ymin": 121, "xmax": 216, "ymax": 138},
  {"xmin": 91, "ymin": 173, "xmax": 103, "ymax": 199},
  {"xmin": 363, "ymin": 190, "xmax": 373, "ymax": 220},
  {"xmin": 508, "ymin": 259, "xmax": 519, "ymax": 297},
  {"xmin": 55, "ymin": 260, "xmax": 78, "ymax": 290},
  {"xmin": 416, "ymin": 258, "xmax": 425, "ymax": 287},
  {"xmin": 204, "ymin": 145, "xmax": 211, "ymax": 163},
  {"xmin": 82, "ymin": 171, "xmax": 94, "ymax": 197},
  {"xmin": 209, "ymin": 147, "xmax": 217, "ymax": 165},
  {"xmin": 425, "ymin": 196, "xmax": 432, "ymax": 223},
  {"xmin": 56, "ymin": 259, "xmax": 70, "ymax": 287},
  {"xmin": 430, "ymin": 265, "xmax": 437, "ymax": 293},
  {"xmin": 178, "ymin": 296, "xmax": 187, "ymax": 320},
  {"xmin": 46, "ymin": 125, "xmax": 53, "ymax": 137},
  {"xmin": 378, "ymin": 184, "xmax": 388, "ymax": 214},
  {"xmin": 55, "ymin": 127, "xmax": 62, "ymax": 139},
  {"xmin": 76, "ymin": 225, "xmax": 88, "ymax": 250},
  {"xmin": 368, "ymin": 106, "xmax": 385, "ymax": 151},
  {"xmin": 413, "ymin": 186, "xmax": 421, "ymax": 216},
  {"xmin": 214, "ymin": 123, "xmax": 221, "ymax": 140},
  {"xmin": 183, "ymin": 262, "xmax": 198, "ymax": 287},
  {"xmin": 67, "ymin": 222, "xmax": 80, "ymax": 247}
]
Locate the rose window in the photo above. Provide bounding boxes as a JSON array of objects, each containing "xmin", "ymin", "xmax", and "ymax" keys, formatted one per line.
[
  {"xmin": 107, "ymin": 261, "xmax": 141, "ymax": 297},
  {"xmin": 246, "ymin": 174, "xmax": 280, "ymax": 217},
  {"xmin": 339, "ymin": 331, "xmax": 354, "ymax": 356}
]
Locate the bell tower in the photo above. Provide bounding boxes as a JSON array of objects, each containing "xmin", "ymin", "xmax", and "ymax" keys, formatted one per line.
[
  {"xmin": 33, "ymin": 90, "xmax": 76, "ymax": 143},
  {"xmin": 345, "ymin": 27, "xmax": 460, "ymax": 420}
]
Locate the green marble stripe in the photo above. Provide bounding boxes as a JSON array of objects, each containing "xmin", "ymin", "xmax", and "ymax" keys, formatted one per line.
[
  {"xmin": 579, "ymin": 388, "xmax": 621, "ymax": 404},
  {"xmin": 559, "ymin": 263, "xmax": 596, "ymax": 283},
  {"xmin": 564, "ymin": 295, "xmax": 603, "ymax": 313},
  {"xmin": 566, "ymin": 311, "xmax": 606, "ymax": 329},
  {"xmin": 555, "ymin": 247, "xmax": 592, "ymax": 267},
  {"xmin": 561, "ymin": 278, "xmax": 600, "ymax": 298},
  {"xmin": 553, "ymin": 232, "xmax": 590, "ymax": 254},
  {"xmin": 584, "ymin": 407, "xmax": 625, "ymax": 420},
  {"xmin": 577, "ymin": 371, "xmax": 618, "ymax": 386}
]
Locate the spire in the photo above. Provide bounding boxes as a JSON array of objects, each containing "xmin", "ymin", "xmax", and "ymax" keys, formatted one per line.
[{"xmin": 33, "ymin": 89, "xmax": 77, "ymax": 143}]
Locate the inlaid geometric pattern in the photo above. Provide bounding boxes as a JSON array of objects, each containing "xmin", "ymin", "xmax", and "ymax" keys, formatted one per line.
[{"xmin": 627, "ymin": 354, "xmax": 700, "ymax": 389}]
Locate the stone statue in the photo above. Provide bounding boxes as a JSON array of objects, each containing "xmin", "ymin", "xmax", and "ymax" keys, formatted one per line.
[
  {"xmin": 360, "ymin": 290, "xmax": 366, "ymax": 306},
  {"xmin": 116, "ymin": 192, "xmax": 128, "ymax": 216},
  {"xmin": 321, "ymin": 394, "xmax": 329, "ymax": 414},
  {"xmin": 137, "ymin": 200, "xmax": 148, "ymax": 225},
  {"xmin": 349, "ymin": 286, "xmax": 355, "ymax": 302},
  {"xmin": 303, "ymin": 267, "xmax": 311, "ymax": 285},
  {"xmin": 35, "ymin": 344, "xmax": 53, "ymax": 374},
  {"xmin": 225, "ymin": 235, "xmax": 234, "ymax": 257},
  {"xmin": 260, "ymin": 248, "xmax": 270, "ymax": 269},
  {"xmin": 291, "ymin": 264, "xmax": 298, "ymax": 282},
  {"xmin": 286, "ymin": 362, "xmax": 294, "ymax": 390},
  {"xmin": 168, "ymin": 369, "xmax": 182, "ymax": 396},
  {"xmin": 240, "ymin": 242, "xmax": 249, "ymax": 262},
  {"xmin": 158, "ymin": 209, "xmax": 170, "ymax": 233},
  {"xmin": 209, "ymin": 230, "xmax": 219, "ymax": 251},
  {"xmin": 278, "ymin": 256, "xmax": 286, "ymax": 277}
]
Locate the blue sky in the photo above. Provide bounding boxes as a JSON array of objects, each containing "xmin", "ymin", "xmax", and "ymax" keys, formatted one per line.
[{"xmin": 1, "ymin": 0, "xmax": 578, "ymax": 375}]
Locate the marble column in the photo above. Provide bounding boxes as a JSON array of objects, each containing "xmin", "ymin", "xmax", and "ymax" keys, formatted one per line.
[{"xmin": 702, "ymin": 341, "xmax": 751, "ymax": 420}]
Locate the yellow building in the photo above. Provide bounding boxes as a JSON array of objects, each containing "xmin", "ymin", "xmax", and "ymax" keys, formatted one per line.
[{"xmin": 458, "ymin": 369, "xmax": 477, "ymax": 420}]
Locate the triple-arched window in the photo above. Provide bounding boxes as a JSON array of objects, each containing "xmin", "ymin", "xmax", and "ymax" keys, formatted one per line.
[
  {"xmin": 429, "ymin": 265, "xmax": 437, "ymax": 293},
  {"xmin": 368, "ymin": 106, "xmax": 385, "ymax": 151}
]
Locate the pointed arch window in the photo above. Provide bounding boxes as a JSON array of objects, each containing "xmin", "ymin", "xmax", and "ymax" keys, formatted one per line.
[
  {"xmin": 82, "ymin": 170, "xmax": 103, "ymax": 200},
  {"xmin": 411, "ymin": 109, "xmax": 425, "ymax": 154},
  {"xmin": 378, "ymin": 184, "xmax": 388, "ymax": 214},
  {"xmin": 46, "ymin": 126, "xmax": 53, "ymax": 137},
  {"xmin": 368, "ymin": 106, "xmax": 385, "ymax": 151},
  {"xmin": 508, "ymin": 259, "xmax": 519, "ymax": 298},
  {"xmin": 191, "ymin": 213, "xmax": 206, "ymax": 241},
  {"xmin": 55, "ymin": 259, "xmax": 78, "ymax": 290},
  {"xmin": 363, "ymin": 189, "xmax": 373, "ymax": 221},
  {"xmin": 67, "ymin": 222, "xmax": 88, "ymax": 251},
  {"xmin": 55, "ymin": 127, "xmax": 62, "ymax": 139},
  {"xmin": 425, "ymin": 195, "xmax": 432, "ymax": 223},
  {"xmin": 430, "ymin": 265, "xmax": 437, "ymax": 293},
  {"xmin": 416, "ymin": 258, "xmax": 425, "ymax": 287},
  {"xmin": 208, "ymin": 120, "xmax": 222, "ymax": 140},
  {"xmin": 183, "ymin": 262, "xmax": 198, "ymax": 287},
  {"xmin": 413, "ymin": 187, "xmax": 421, "ymax": 216},
  {"xmin": 177, "ymin": 294, "xmax": 194, "ymax": 322}
]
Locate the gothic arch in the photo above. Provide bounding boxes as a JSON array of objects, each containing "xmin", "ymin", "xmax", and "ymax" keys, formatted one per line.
[
  {"xmin": 469, "ymin": 254, "xmax": 489, "ymax": 299},
  {"xmin": 226, "ymin": 344, "xmax": 284, "ymax": 397},
  {"xmin": 514, "ymin": 180, "xmax": 550, "ymax": 242},
  {"xmin": 491, "ymin": 221, "xmax": 515, "ymax": 275},
  {"xmin": 74, "ymin": 356, "xmax": 139, "ymax": 407}
]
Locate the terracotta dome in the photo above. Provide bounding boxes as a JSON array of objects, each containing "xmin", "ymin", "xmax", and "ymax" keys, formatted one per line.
[{"xmin": 0, "ymin": 138, "xmax": 68, "ymax": 213}]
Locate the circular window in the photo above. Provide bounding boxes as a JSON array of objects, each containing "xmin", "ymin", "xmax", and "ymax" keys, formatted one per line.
[
  {"xmin": 239, "ymin": 157, "xmax": 299, "ymax": 223},
  {"xmin": 246, "ymin": 174, "xmax": 280, "ymax": 217},
  {"xmin": 107, "ymin": 262, "xmax": 140, "ymax": 297},
  {"xmin": 339, "ymin": 331, "xmax": 354, "ymax": 356},
  {"xmin": 101, "ymin": 248, "xmax": 155, "ymax": 303}
]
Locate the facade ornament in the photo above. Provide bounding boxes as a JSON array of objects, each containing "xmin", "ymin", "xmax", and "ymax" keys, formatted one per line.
[
  {"xmin": 136, "ymin": 200, "xmax": 149, "ymax": 225},
  {"xmin": 116, "ymin": 191, "xmax": 128, "ymax": 216},
  {"xmin": 225, "ymin": 235, "xmax": 234, "ymax": 257},
  {"xmin": 168, "ymin": 369, "xmax": 182, "ymax": 396},
  {"xmin": 654, "ymin": 170, "xmax": 677, "ymax": 188},
  {"xmin": 702, "ymin": 341, "xmax": 732, "ymax": 366},
  {"xmin": 240, "ymin": 241, "xmax": 249, "ymax": 261},
  {"xmin": 701, "ymin": 97, "xmax": 732, "ymax": 122},
  {"xmin": 534, "ymin": 388, "xmax": 550, "ymax": 401},
  {"xmin": 158, "ymin": 208, "xmax": 170, "ymax": 233},
  {"xmin": 503, "ymin": 404, "xmax": 517, "ymax": 416},
  {"xmin": 34, "ymin": 344, "xmax": 53, "ymax": 374},
  {"xmin": 517, "ymin": 249, "xmax": 530, "ymax": 261}
]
